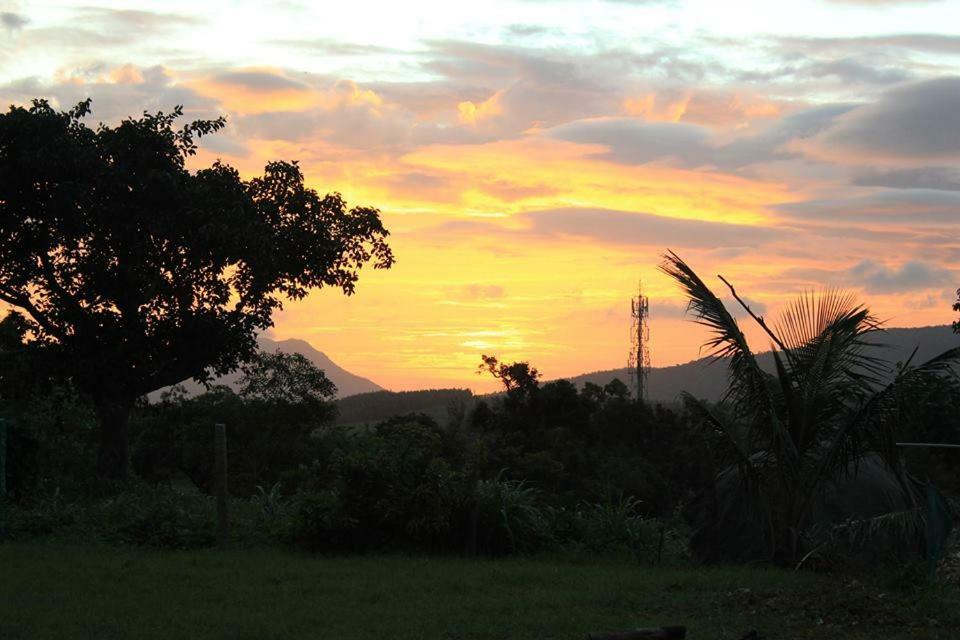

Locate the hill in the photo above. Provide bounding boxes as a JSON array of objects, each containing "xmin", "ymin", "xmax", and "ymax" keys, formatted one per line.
[
  {"xmin": 155, "ymin": 336, "xmax": 382, "ymax": 400},
  {"xmin": 566, "ymin": 325, "xmax": 960, "ymax": 403}
]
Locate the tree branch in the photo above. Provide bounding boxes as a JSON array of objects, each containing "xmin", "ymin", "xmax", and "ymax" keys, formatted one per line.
[{"xmin": 0, "ymin": 285, "xmax": 64, "ymax": 339}]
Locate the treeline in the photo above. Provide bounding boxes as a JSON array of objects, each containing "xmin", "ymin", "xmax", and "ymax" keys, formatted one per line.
[
  {"xmin": 2, "ymin": 329, "xmax": 709, "ymax": 557},
  {"xmin": 335, "ymin": 388, "xmax": 473, "ymax": 426}
]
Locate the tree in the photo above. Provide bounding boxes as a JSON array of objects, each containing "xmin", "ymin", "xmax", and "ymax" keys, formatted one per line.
[
  {"xmin": 660, "ymin": 250, "xmax": 960, "ymax": 564},
  {"xmin": 0, "ymin": 100, "xmax": 394, "ymax": 480},
  {"xmin": 478, "ymin": 355, "xmax": 540, "ymax": 396},
  {"xmin": 239, "ymin": 350, "xmax": 337, "ymax": 407},
  {"xmin": 953, "ymin": 287, "xmax": 959, "ymax": 333}
]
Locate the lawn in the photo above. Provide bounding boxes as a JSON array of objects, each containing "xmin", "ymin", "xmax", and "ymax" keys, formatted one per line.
[{"xmin": 1, "ymin": 543, "xmax": 957, "ymax": 639}]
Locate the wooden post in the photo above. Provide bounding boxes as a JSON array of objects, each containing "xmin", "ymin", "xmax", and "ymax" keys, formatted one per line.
[
  {"xmin": 587, "ymin": 627, "xmax": 686, "ymax": 640},
  {"xmin": 0, "ymin": 418, "xmax": 7, "ymax": 542},
  {"xmin": 214, "ymin": 422, "xmax": 229, "ymax": 546},
  {"xmin": 0, "ymin": 417, "xmax": 6, "ymax": 497}
]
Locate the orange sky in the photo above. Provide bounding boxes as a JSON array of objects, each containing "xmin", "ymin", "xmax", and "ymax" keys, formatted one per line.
[{"xmin": 2, "ymin": 2, "xmax": 959, "ymax": 392}]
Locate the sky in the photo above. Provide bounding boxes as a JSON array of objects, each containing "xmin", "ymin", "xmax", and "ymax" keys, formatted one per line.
[{"xmin": 1, "ymin": 0, "xmax": 959, "ymax": 392}]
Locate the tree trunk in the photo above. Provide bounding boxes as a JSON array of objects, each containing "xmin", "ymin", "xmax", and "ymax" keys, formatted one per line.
[{"xmin": 95, "ymin": 396, "xmax": 133, "ymax": 481}]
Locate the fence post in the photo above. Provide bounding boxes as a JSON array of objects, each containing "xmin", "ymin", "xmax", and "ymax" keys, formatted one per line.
[
  {"xmin": 0, "ymin": 418, "xmax": 7, "ymax": 542},
  {"xmin": 214, "ymin": 422, "xmax": 229, "ymax": 546}
]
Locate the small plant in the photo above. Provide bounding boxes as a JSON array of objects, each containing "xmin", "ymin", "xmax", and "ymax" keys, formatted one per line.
[
  {"xmin": 252, "ymin": 482, "xmax": 285, "ymax": 521},
  {"xmin": 474, "ymin": 472, "xmax": 550, "ymax": 554}
]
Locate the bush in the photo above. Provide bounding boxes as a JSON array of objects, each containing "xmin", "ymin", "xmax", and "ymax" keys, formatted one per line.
[
  {"xmin": 7, "ymin": 483, "xmax": 80, "ymax": 538},
  {"xmin": 284, "ymin": 415, "xmax": 473, "ymax": 552},
  {"xmin": 472, "ymin": 474, "xmax": 551, "ymax": 555},
  {"xmin": 88, "ymin": 484, "xmax": 217, "ymax": 549}
]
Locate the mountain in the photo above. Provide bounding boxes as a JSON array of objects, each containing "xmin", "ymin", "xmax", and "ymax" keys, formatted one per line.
[
  {"xmin": 257, "ymin": 337, "xmax": 383, "ymax": 398},
  {"xmin": 155, "ymin": 336, "xmax": 382, "ymax": 400},
  {"xmin": 565, "ymin": 325, "xmax": 960, "ymax": 404}
]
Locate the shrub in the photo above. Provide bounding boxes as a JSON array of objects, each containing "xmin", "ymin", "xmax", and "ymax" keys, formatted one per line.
[
  {"xmin": 284, "ymin": 415, "xmax": 473, "ymax": 552},
  {"xmin": 89, "ymin": 484, "xmax": 216, "ymax": 549},
  {"xmin": 472, "ymin": 473, "xmax": 551, "ymax": 555},
  {"xmin": 7, "ymin": 484, "xmax": 80, "ymax": 538}
]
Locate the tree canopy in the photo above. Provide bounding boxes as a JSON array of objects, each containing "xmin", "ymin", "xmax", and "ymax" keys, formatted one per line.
[
  {"xmin": 0, "ymin": 99, "xmax": 394, "ymax": 478},
  {"xmin": 953, "ymin": 287, "xmax": 959, "ymax": 333}
]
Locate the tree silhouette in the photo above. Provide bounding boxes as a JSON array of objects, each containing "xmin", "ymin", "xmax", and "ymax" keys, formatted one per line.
[
  {"xmin": 478, "ymin": 354, "xmax": 540, "ymax": 396},
  {"xmin": 661, "ymin": 251, "xmax": 960, "ymax": 564},
  {"xmin": 953, "ymin": 287, "xmax": 959, "ymax": 333},
  {"xmin": 0, "ymin": 99, "xmax": 394, "ymax": 480}
]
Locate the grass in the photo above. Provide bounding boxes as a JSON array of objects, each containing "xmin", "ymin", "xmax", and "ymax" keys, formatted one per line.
[{"xmin": 1, "ymin": 543, "xmax": 958, "ymax": 639}]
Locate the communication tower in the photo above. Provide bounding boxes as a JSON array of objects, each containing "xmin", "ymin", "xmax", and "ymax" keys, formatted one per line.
[{"xmin": 628, "ymin": 281, "xmax": 651, "ymax": 402}]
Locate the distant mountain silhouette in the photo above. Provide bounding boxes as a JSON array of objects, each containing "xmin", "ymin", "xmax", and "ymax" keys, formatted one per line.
[
  {"xmin": 155, "ymin": 325, "xmax": 958, "ymax": 413},
  {"xmin": 258, "ymin": 337, "xmax": 383, "ymax": 397},
  {"xmin": 566, "ymin": 325, "xmax": 960, "ymax": 403},
  {"xmin": 154, "ymin": 336, "xmax": 382, "ymax": 400}
]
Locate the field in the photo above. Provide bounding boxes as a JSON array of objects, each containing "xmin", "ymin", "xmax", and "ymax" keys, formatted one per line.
[{"xmin": 1, "ymin": 543, "xmax": 958, "ymax": 640}]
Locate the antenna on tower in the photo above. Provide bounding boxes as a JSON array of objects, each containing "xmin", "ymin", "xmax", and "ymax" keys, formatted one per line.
[{"xmin": 628, "ymin": 281, "xmax": 651, "ymax": 402}]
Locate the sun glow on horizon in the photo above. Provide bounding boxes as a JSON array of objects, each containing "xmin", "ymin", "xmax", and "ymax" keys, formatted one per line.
[{"xmin": 1, "ymin": 1, "xmax": 958, "ymax": 391}]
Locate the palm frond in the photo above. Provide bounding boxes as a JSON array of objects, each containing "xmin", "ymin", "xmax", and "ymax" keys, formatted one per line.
[
  {"xmin": 776, "ymin": 290, "xmax": 888, "ymax": 386},
  {"xmin": 661, "ymin": 251, "xmax": 797, "ymax": 461},
  {"xmin": 835, "ymin": 508, "xmax": 925, "ymax": 551},
  {"xmin": 681, "ymin": 392, "xmax": 760, "ymax": 493}
]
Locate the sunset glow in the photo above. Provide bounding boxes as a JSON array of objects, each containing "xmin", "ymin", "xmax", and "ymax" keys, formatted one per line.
[{"xmin": 3, "ymin": 0, "xmax": 959, "ymax": 392}]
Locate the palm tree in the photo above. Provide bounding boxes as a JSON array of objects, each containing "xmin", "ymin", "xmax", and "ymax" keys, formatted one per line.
[{"xmin": 660, "ymin": 251, "xmax": 960, "ymax": 564}]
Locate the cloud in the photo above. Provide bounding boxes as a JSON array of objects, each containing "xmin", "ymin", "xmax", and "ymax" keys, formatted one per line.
[
  {"xmin": 852, "ymin": 167, "xmax": 960, "ymax": 191},
  {"xmin": 0, "ymin": 64, "xmax": 221, "ymax": 128},
  {"xmin": 825, "ymin": 0, "xmax": 942, "ymax": 4},
  {"xmin": 848, "ymin": 260, "xmax": 953, "ymax": 294},
  {"xmin": 505, "ymin": 24, "xmax": 550, "ymax": 37},
  {"xmin": 1, "ymin": 12, "xmax": 27, "ymax": 30},
  {"xmin": 454, "ymin": 284, "xmax": 506, "ymax": 300},
  {"xmin": 74, "ymin": 7, "xmax": 202, "ymax": 30},
  {"xmin": 441, "ymin": 208, "xmax": 783, "ymax": 249},
  {"xmin": 777, "ymin": 33, "xmax": 960, "ymax": 56},
  {"xmin": 809, "ymin": 77, "xmax": 960, "ymax": 161},
  {"xmin": 776, "ymin": 189, "xmax": 960, "ymax": 225},
  {"xmin": 800, "ymin": 57, "xmax": 912, "ymax": 85},
  {"xmin": 11, "ymin": 7, "xmax": 201, "ymax": 53},
  {"xmin": 269, "ymin": 38, "xmax": 396, "ymax": 56},
  {"xmin": 549, "ymin": 118, "xmax": 714, "ymax": 166},
  {"xmin": 212, "ymin": 71, "xmax": 309, "ymax": 92},
  {"xmin": 547, "ymin": 102, "xmax": 852, "ymax": 171}
]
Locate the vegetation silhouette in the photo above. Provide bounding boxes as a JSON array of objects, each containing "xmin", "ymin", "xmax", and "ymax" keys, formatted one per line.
[
  {"xmin": 0, "ymin": 99, "xmax": 393, "ymax": 480},
  {"xmin": 954, "ymin": 287, "xmax": 960, "ymax": 333},
  {"xmin": 661, "ymin": 250, "xmax": 960, "ymax": 564}
]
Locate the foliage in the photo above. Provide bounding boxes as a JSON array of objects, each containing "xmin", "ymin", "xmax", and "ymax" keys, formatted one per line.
[
  {"xmin": 954, "ymin": 287, "xmax": 959, "ymax": 333},
  {"xmin": 0, "ymin": 99, "xmax": 393, "ymax": 479},
  {"xmin": 660, "ymin": 250, "xmax": 960, "ymax": 564},
  {"xmin": 284, "ymin": 414, "xmax": 472, "ymax": 551},
  {"xmin": 0, "ymin": 313, "xmax": 98, "ymax": 496},
  {"xmin": 335, "ymin": 388, "xmax": 473, "ymax": 426},
  {"xmin": 473, "ymin": 473, "xmax": 551, "ymax": 554},
  {"xmin": 478, "ymin": 354, "xmax": 541, "ymax": 396},
  {"xmin": 131, "ymin": 388, "xmax": 334, "ymax": 497},
  {"xmin": 87, "ymin": 484, "xmax": 216, "ymax": 549},
  {"xmin": 7, "ymin": 482, "xmax": 215, "ymax": 549},
  {"xmin": 7, "ymin": 484, "xmax": 80, "ymax": 537},
  {"xmin": 239, "ymin": 350, "xmax": 337, "ymax": 407},
  {"xmin": 469, "ymin": 363, "xmax": 712, "ymax": 511}
]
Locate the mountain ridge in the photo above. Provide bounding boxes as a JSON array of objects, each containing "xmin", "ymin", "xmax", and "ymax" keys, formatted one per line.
[
  {"xmin": 155, "ymin": 336, "xmax": 383, "ymax": 400},
  {"xmin": 563, "ymin": 324, "xmax": 960, "ymax": 403}
]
